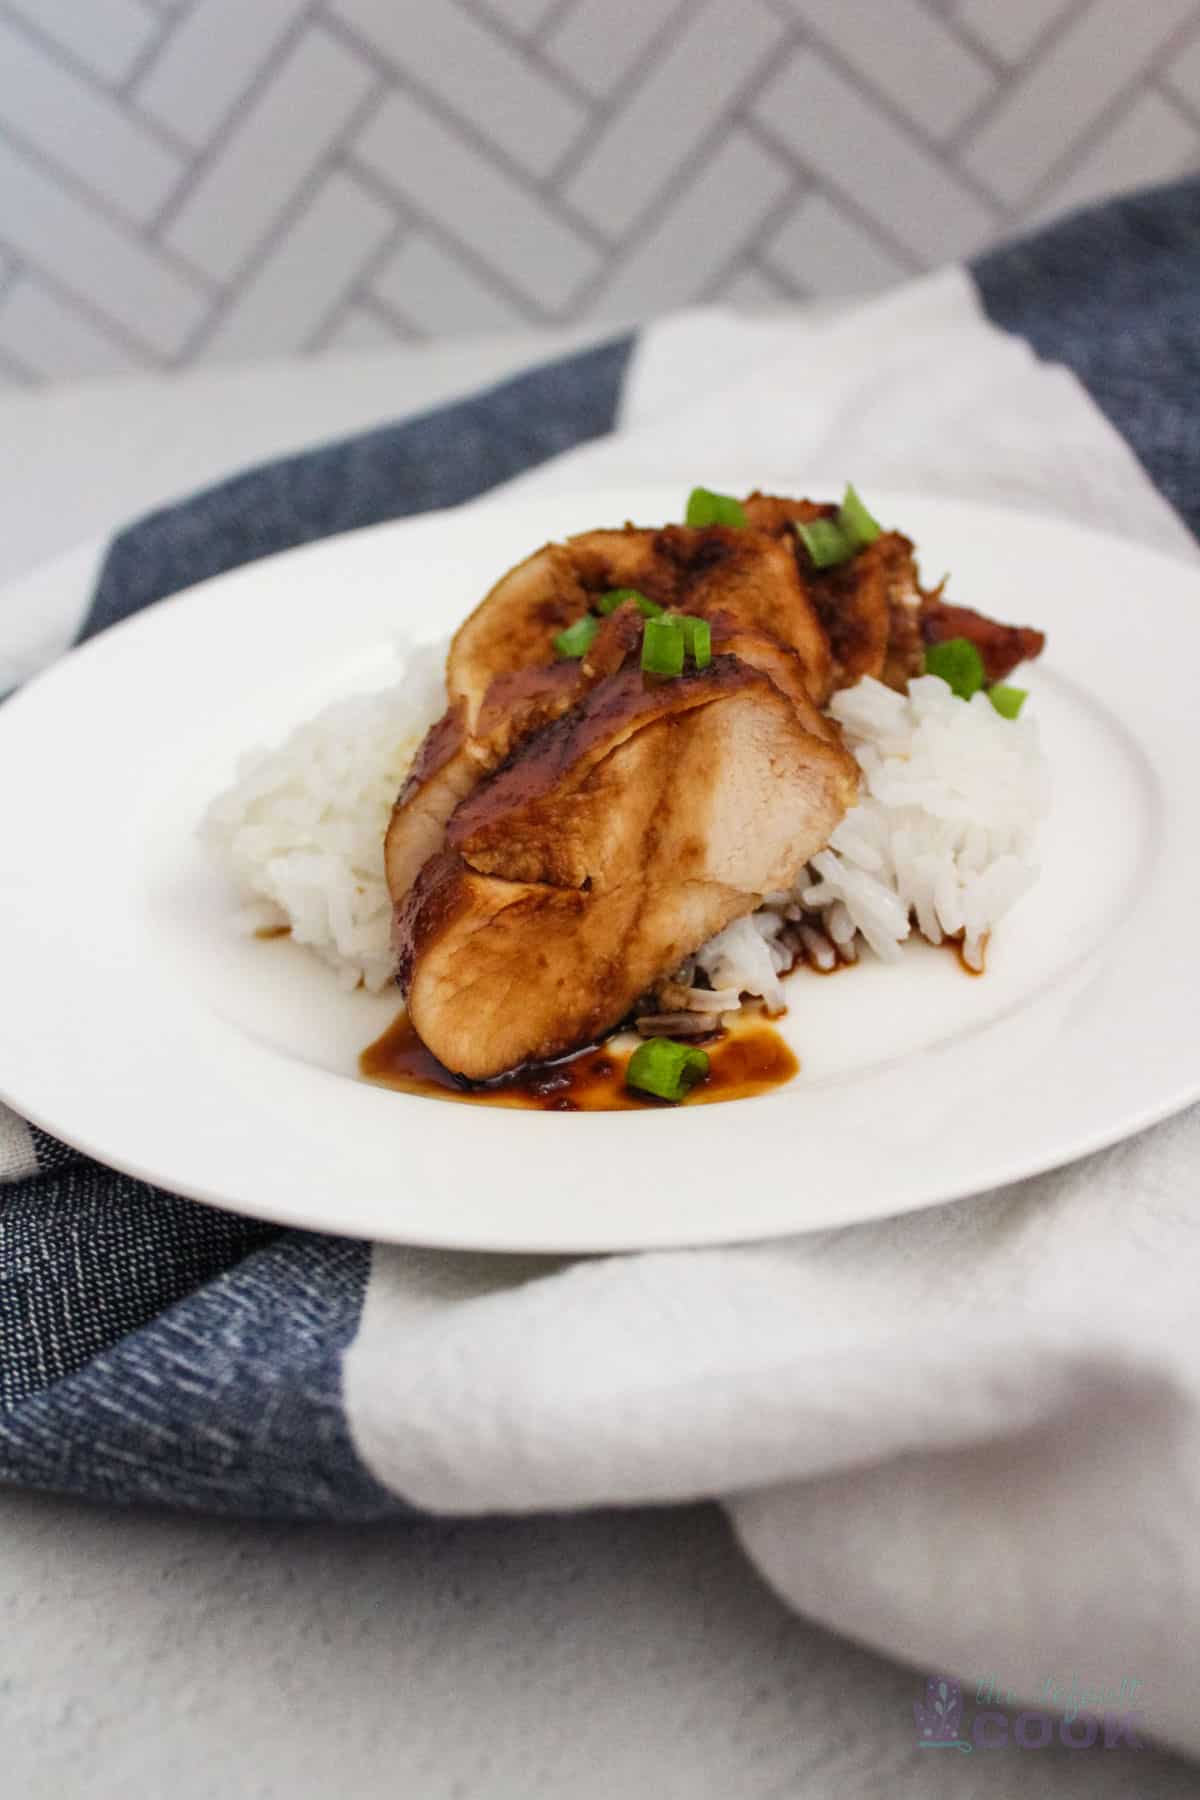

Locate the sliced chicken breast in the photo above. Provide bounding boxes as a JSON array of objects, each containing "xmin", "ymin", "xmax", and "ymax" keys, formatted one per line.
[
  {"xmin": 920, "ymin": 597, "xmax": 1046, "ymax": 683},
  {"xmin": 383, "ymin": 610, "xmax": 641, "ymax": 904},
  {"xmin": 386, "ymin": 521, "xmax": 833, "ymax": 906},
  {"xmin": 396, "ymin": 655, "xmax": 857, "ymax": 1078},
  {"xmin": 743, "ymin": 490, "xmax": 1044, "ymax": 690},
  {"xmin": 742, "ymin": 491, "xmax": 922, "ymax": 689},
  {"xmin": 447, "ymin": 522, "xmax": 833, "ymax": 718}
]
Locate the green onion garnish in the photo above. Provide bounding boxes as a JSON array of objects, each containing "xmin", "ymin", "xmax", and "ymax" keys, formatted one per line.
[
  {"xmin": 794, "ymin": 484, "xmax": 882, "ymax": 567},
  {"xmin": 686, "ymin": 486, "xmax": 746, "ymax": 529},
  {"xmin": 626, "ymin": 1037, "xmax": 710, "ymax": 1103},
  {"xmin": 641, "ymin": 615, "xmax": 685, "ymax": 676},
  {"xmin": 924, "ymin": 637, "xmax": 985, "ymax": 700},
  {"xmin": 795, "ymin": 516, "xmax": 854, "ymax": 568},
  {"xmin": 597, "ymin": 587, "xmax": 663, "ymax": 618},
  {"xmin": 988, "ymin": 682, "xmax": 1027, "ymax": 719},
  {"xmin": 838, "ymin": 482, "xmax": 881, "ymax": 550},
  {"xmin": 679, "ymin": 614, "xmax": 712, "ymax": 669},
  {"xmin": 553, "ymin": 614, "xmax": 600, "ymax": 659}
]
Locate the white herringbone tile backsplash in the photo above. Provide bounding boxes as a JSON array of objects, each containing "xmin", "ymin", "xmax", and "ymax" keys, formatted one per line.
[{"xmin": 0, "ymin": 0, "xmax": 1197, "ymax": 384}]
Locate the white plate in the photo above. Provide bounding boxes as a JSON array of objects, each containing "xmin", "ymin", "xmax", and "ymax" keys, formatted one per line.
[{"xmin": 0, "ymin": 483, "xmax": 1197, "ymax": 1253}]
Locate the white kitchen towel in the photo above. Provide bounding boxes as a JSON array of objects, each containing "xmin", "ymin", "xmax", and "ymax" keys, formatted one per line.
[{"xmin": 531, "ymin": 265, "xmax": 1196, "ymax": 556}]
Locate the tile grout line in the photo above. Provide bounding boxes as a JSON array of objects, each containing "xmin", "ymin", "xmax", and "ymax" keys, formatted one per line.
[
  {"xmin": 0, "ymin": 4, "xmax": 194, "ymax": 167},
  {"xmin": 752, "ymin": 247, "xmax": 813, "ymax": 302},
  {"xmin": 112, "ymin": 4, "xmax": 182, "ymax": 105},
  {"xmin": 1152, "ymin": 75, "xmax": 1200, "ymax": 132},
  {"xmin": 742, "ymin": 115, "xmax": 929, "ymax": 275},
  {"xmin": 321, "ymin": 13, "xmax": 616, "ymax": 256},
  {"xmin": 550, "ymin": 36, "xmax": 805, "ymax": 327},
  {"xmin": 912, "ymin": 0, "xmax": 1009, "ymax": 77},
  {"xmin": 942, "ymin": 0, "xmax": 1110, "ymax": 159},
  {"xmin": 319, "ymin": 8, "xmax": 609, "ymax": 250},
  {"xmin": 774, "ymin": 25, "xmax": 1012, "ymax": 221},
  {"xmin": 0, "ymin": 1, "xmax": 191, "ymax": 163},
  {"xmin": 543, "ymin": 0, "xmax": 795, "ymax": 274},
  {"xmin": 354, "ymin": 292, "xmax": 421, "ymax": 342},
  {"xmin": 530, "ymin": 0, "xmax": 582, "ymax": 46},
  {"xmin": 332, "ymin": 281, "xmax": 426, "ymax": 346},
  {"xmin": 117, "ymin": 98, "xmax": 194, "ymax": 163},
  {"xmin": 167, "ymin": 72, "xmax": 392, "ymax": 364},
  {"xmin": 539, "ymin": 0, "xmax": 698, "ymax": 192},
  {"xmin": 694, "ymin": 175, "xmax": 811, "ymax": 307},
  {"xmin": 0, "ymin": 114, "xmax": 186, "ymax": 244},
  {"xmin": 300, "ymin": 211, "xmax": 411, "ymax": 353},
  {"xmin": 729, "ymin": 165, "xmax": 813, "ymax": 268},
  {"xmin": 0, "ymin": 0, "xmax": 176, "ymax": 131},
  {"xmin": 137, "ymin": 0, "xmax": 199, "ymax": 18},
  {"xmin": 0, "ymin": 117, "xmax": 221, "ymax": 292},
  {"xmin": 0, "ymin": 129, "xmax": 198, "ymax": 264},
  {"xmin": 448, "ymin": 0, "xmax": 599, "ymax": 110},
  {"xmin": 144, "ymin": 0, "xmax": 328, "ymax": 243},
  {"xmin": 0, "ymin": 243, "xmax": 169, "ymax": 366},
  {"xmin": 1004, "ymin": 6, "xmax": 1200, "ymax": 217},
  {"xmin": 788, "ymin": 0, "xmax": 1008, "ymax": 149},
  {"xmin": 342, "ymin": 151, "xmax": 552, "ymax": 329}
]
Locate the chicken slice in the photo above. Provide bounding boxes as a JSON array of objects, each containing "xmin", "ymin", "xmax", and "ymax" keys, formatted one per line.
[
  {"xmin": 704, "ymin": 614, "xmax": 842, "ymax": 747},
  {"xmin": 386, "ymin": 522, "xmax": 833, "ymax": 906},
  {"xmin": 383, "ymin": 610, "xmax": 642, "ymax": 904},
  {"xmin": 742, "ymin": 491, "xmax": 922, "ymax": 689},
  {"xmin": 743, "ymin": 491, "xmax": 1044, "ymax": 690},
  {"xmin": 920, "ymin": 597, "xmax": 1046, "ymax": 683},
  {"xmin": 447, "ymin": 522, "xmax": 833, "ymax": 718},
  {"xmin": 396, "ymin": 656, "xmax": 857, "ymax": 1078}
]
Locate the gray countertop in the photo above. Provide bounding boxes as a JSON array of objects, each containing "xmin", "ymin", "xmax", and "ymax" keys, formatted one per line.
[{"xmin": 4, "ymin": 1488, "xmax": 1198, "ymax": 1800}]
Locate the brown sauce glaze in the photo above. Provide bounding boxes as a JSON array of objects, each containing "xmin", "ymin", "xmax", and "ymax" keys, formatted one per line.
[
  {"xmin": 692, "ymin": 1027, "xmax": 798, "ymax": 1101},
  {"xmin": 779, "ymin": 929, "xmax": 987, "ymax": 979},
  {"xmin": 945, "ymin": 931, "xmax": 987, "ymax": 977},
  {"xmin": 359, "ymin": 1012, "xmax": 798, "ymax": 1110},
  {"xmin": 783, "ymin": 946, "xmax": 855, "ymax": 979},
  {"xmin": 254, "ymin": 923, "xmax": 292, "ymax": 940}
]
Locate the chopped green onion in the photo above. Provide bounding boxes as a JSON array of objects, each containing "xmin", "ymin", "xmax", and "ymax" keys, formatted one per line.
[
  {"xmin": 795, "ymin": 516, "xmax": 854, "ymax": 568},
  {"xmin": 597, "ymin": 587, "xmax": 663, "ymax": 618},
  {"xmin": 838, "ymin": 482, "xmax": 881, "ymax": 550},
  {"xmin": 924, "ymin": 637, "xmax": 985, "ymax": 700},
  {"xmin": 988, "ymin": 682, "xmax": 1027, "ymax": 719},
  {"xmin": 679, "ymin": 614, "xmax": 712, "ymax": 669},
  {"xmin": 686, "ymin": 486, "xmax": 746, "ymax": 529},
  {"xmin": 626, "ymin": 1037, "xmax": 710, "ymax": 1103},
  {"xmin": 794, "ymin": 484, "xmax": 882, "ymax": 567},
  {"xmin": 641, "ymin": 615, "xmax": 685, "ymax": 676},
  {"xmin": 553, "ymin": 614, "xmax": 599, "ymax": 659}
]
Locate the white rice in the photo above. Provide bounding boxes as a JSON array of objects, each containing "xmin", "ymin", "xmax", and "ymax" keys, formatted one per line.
[
  {"xmin": 202, "ymin": 637, "xmax": 446, "ymax": 991},
  {"xmin": 205, "ymin": 661, "xmax": 1049, "ymax": 1006},
  {"xmin": 692, "ymin": 672, "xmax": 1049, "ymax": 1005}
]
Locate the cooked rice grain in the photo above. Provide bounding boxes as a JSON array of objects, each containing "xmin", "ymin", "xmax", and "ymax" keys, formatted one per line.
[
  {"xmin": 203, "ymin": 639, "xmax": 446, "ymax": 991},
  {"xmin": 692, "ymin": 673, "xmax": 1048, "ymax": 1002}
]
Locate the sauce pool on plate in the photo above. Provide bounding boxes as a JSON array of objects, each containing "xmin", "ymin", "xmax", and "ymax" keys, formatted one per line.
[
  {"xmin": 359, "ymin": 1011, "xmax": 799, "ymax": 1110},
  {"xmin": 356, "ymin": 929, "xmax": 985, "ymax": 1111}
]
